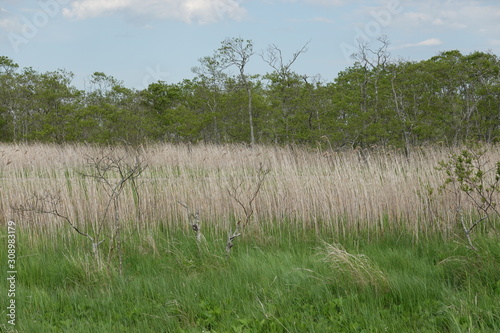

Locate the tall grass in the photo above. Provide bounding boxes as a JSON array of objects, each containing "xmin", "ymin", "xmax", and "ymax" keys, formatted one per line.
[
  {"xmin": 2, "ymin": 228, "xmax": 499, "ymax": 332},
  {"xmin": 1, "ymin": 143, "xmax": 499, "ymax": 243},
  {"xmin": 1, "ymin": 143, "xmax": 499, "ymax": 332}
]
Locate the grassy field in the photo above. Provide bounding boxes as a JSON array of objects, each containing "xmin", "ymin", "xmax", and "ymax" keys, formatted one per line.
[
  {"xmin": 1, "ymin": 228, "xmax": 499, "ymax": 332},
  {"xmin": 1, "ymin": 143, "xmax": 499, "ymax": 332}
]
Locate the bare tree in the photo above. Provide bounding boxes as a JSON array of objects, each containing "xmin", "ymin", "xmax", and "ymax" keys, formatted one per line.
[
  {"xmin": 14, "ymin": 144, "xmax": 147, "ymax": 273},
  {"xmin": 352, "ymin": 35, "xmax": 391, "ymax": 70},
  {"xmin": 226, "ymin": 163, "xmax": 270, "ymax": 255},
  {"xmin": 13, "ymin": 191, "xmax": 105, "ymax": 267},
  {"xmin": 218, "ymin": 37, "xmax": 256, "ymax": 145},
  {"xmin": 192, "ymin": 56, "xmax": 228, "ymax": 142},
  {"xmin": 349, "ymin": 36, "xmax": 392, "ymax": 149},
  {"xmin": 261, "ymin": 41, "xmax": 310, "ymax": 81},
  {"xmin": 354, "ymin": 36, "xmax": 391, "ymax": 112},
  {"xmin": 81, "ymin": 145, "xmax": 147, "ymax": 273}
]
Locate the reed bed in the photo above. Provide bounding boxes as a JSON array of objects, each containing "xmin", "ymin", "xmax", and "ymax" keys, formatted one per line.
[{"xmin": 1, "ymin": 142, "xmax": 498, "ymax": 241}]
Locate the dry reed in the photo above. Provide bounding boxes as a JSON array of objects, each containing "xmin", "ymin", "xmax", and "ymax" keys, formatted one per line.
[{"xmin": 1, "ymin": 143, "xmax": 498, "ymax": 242}]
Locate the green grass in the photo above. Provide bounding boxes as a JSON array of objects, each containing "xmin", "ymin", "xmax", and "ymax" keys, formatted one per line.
[{"xmin": 1, "ymin": 227, "xmax": 499, "ymax": 332}]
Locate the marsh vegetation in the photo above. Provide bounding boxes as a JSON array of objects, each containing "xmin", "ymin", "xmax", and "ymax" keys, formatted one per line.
[{"xmin": 1, "ymin": 143, "xmax": 499, "ymax": 332}]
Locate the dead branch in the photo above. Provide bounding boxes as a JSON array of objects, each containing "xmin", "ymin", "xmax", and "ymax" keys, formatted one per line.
[
  {"xmin": 12, "ymin": 191, "xmax": 105, "ymax": 262},
  {"xmin": 14, "ymin": 191, "xmax": 91, "ymax": 239},
  {"xmin": 225, "ymin": 163, "xmax": 270, "ymax": 255},
  {"xmin": 227, "ymin": 163, "xmax": 271, "ymax": 229},
  {"xmin": 260, "ymin": 41, "xmax": 310, "ymax": 78},
  {"xmin": 226, "ymin": 220, "xmax": 241, "ymax": 255},
  {"xmin": 178, "ymin": 201, "xmax": 205, "ymax": 243}
]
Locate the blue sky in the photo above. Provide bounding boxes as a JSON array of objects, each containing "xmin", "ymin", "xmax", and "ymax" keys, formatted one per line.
[{"xmin": 1, "ymin": 0, "xmax": 499, "ymax": 90}]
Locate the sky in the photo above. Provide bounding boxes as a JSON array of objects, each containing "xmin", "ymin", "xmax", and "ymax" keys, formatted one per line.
[{"xmin": 1, "ymin": 0, "xmax": 499, "ymax": 90}]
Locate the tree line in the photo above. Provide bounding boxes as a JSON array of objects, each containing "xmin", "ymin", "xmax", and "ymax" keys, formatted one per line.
[{"xmin": 1, "ymin": 37, "xmax": 499, "ymax": 148}]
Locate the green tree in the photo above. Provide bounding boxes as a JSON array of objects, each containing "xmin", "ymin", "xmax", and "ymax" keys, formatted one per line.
[
  {"xmin": 438, "ymin": 145, "xmax": 500, "ymax": 250},
  {"xmin": 191, "ymin": 55, "xmax": 229, "ymax": 142},
  {"xmin": 0, "ymin": 56, "xmax": 20, "ymax": 141},
  {"xmin": 31, "ymin": 69, "xmax": 80, "ymax": 142},
  {"xmin": 77, "ymin": 72, "xmax": 148, "ymax": 143},
  {"xmin": 141, "ymin": 80, "xmax": 205, "ymax": 142}
]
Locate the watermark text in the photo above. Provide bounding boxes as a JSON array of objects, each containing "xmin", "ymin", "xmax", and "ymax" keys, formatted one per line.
[
  {"xmin": 8, "ymin": 0, "xmax": 70, "ymax": 53},
  {"xmin": 340, "ymin": 0, "xmax": 403, "ymax": 60},
  {"xmin": 6, "ymin": 220, "xmax": 17, "ymax": 327}
]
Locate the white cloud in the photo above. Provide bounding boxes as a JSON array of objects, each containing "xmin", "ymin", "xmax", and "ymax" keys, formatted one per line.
[
  {"xmin": 432, "ymin": 18, "xmax": 444, "ymax": 25},
  {"xmin": 392, "ymin": 38, "xmax": 443, "ymax": 49},
  {"xmin": 415, "ymin": 38, "xmax": 442, "ymax": 46},
  {"xmin": 396, "ymin": 1, "xmax": 500, "ymax": 33},
  {"xmin": 62, "ymin": 0, "xmax": 247, "ymax": 24}
]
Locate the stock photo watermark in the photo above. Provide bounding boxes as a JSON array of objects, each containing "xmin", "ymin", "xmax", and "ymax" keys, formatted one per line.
[
  {"xmin": 340, "ymin": 0, "xmax": 403, "ymax": 60},
  {"xmin": 6, "ymin": 220, "xmax": 17, "ymax": 328},
  {"xmin": 140, "ymin": 65, "xmax": 170, "ymax": 89},
  {"xmin": 8, "ymin": 0, "xmax": 70, "ymax": 53}
]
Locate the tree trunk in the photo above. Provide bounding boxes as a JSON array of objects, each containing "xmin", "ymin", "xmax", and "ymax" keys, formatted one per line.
[{"xmin": 248, "ymin": 87, "xmax": 255, "ymax": 145}]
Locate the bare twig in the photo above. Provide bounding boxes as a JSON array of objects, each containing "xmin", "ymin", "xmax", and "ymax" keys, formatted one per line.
[
  {"xmin": 80, "ymin": 146, "xmax": 147, "ymax": 274},
  {"xmin": 226, "ymin": 163, "xmax": 270, "ymax": 255},
  {"xmin": 12, "ymin": 191, "xmax": 105, "ymax": 266},
  {"xmin": 260, "ymin": 41, "xmax": 310, "ymax": 78},
  {"xmin": 15, "ymin": 144, "xmax": 147, "ymax": 273},
  {"xmin": 227, "ymin": 163, "xmax": 271, "ymax": 229}
]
